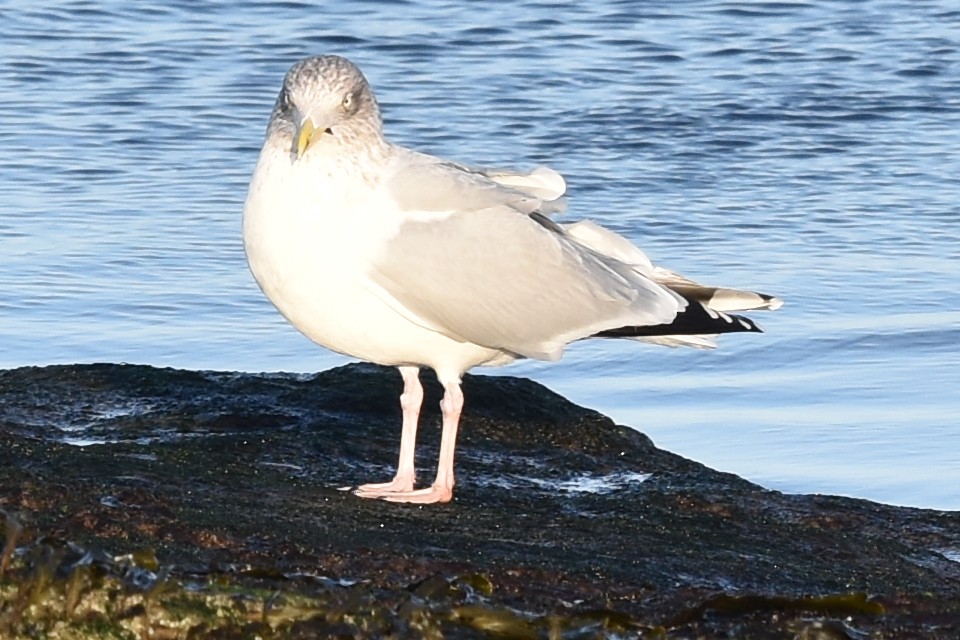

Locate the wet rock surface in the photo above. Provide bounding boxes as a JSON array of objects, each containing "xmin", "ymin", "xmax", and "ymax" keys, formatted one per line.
[{"xmin": 1, "ymin": 362, "xmax": 958, "ymax": 638}]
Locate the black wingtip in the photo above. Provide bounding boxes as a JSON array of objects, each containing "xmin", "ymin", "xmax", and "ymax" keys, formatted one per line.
[{"xmin": 596, "ymin": 301, "xmax": 763, "ymax": 339}]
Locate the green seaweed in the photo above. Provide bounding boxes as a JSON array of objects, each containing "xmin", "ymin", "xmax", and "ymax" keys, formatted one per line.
[
  {"xmin": 0, "ymin": 530, "xmax": 670, "ymax": 639},
  {"xmin": 0, "ymin": 520, "xmax": 935, "ymax": 640},
  {"xmin": 451, "ymin": 604, "xmax": 540, "ymax": 639}
]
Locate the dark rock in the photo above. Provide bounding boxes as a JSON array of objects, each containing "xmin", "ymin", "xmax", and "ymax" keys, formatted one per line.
[{"xmin": 1, "ymin": 363, "xmax": 959, "ymax": 637}]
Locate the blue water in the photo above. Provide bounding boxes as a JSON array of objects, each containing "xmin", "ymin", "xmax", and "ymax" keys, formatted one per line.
[{"xmin": 2, "ymin": 1, "xmax": 959, "ymax": 510}]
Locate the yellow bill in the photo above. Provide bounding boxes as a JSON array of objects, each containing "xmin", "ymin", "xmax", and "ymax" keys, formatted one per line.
[{"xmin": 296, "ymin": 119, "xmax": 325, "ymax": 158}]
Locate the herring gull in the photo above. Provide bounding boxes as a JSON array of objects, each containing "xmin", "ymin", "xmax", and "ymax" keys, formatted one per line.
[{"xmin": 243, "ymin": 55, "xmax": 782, "ymax": 504}]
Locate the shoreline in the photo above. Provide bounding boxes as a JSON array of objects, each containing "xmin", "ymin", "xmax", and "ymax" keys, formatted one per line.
[{"xmin": 1, "ymin": 362, "xmax": 958, "ymax": 637}]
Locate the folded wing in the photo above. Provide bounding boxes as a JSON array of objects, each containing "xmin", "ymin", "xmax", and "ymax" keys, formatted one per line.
[{"xmin": 371, "ymin": 157, "xmax": 683, "ymax": 360}]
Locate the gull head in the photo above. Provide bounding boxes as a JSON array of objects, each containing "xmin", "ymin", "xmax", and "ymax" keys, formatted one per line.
[{"xmin": 266, "ymin": 55, "xmax": 383, "ymax": 160}]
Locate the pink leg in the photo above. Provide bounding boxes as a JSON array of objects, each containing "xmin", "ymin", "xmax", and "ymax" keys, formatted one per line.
[
  {"xmin": 355, "ymin": 366, "xmax": 422, "ymax": 498},
  {"xmin": 384, "ymin": 378, "xmax": 462, "ymax": 504}
]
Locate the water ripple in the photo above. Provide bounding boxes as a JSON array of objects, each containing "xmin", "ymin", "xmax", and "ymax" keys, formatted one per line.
[{"xmin": 1, "ymin": 0, "xmax": 958, "ymax": 509}]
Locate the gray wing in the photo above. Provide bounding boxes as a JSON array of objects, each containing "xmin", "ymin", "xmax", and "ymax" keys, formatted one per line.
[
  {"xmin": 387, "ymin": 152, "xmax": 565, "ymax": 216},
  {"xmin": 564, "ymin": 220, "xmax": 783, "ymax": 312},
  {"xmin": 471, "ymin": 165, "xmax": 567, "ymax": 213},
  {"xmin": 371, "ymin": 158, "xmax": 682, "ymax": 360}
]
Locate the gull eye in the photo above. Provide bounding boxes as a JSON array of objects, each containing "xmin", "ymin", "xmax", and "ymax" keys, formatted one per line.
[
  {"xmin": 342, "ymin": 92, "xmax": 354, "ymax": 110},
  {"xmin": 278, "ymin": 88, "xmax": 292, "ymax": 111}
]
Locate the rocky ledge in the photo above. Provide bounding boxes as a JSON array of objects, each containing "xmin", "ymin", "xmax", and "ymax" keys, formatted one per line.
[{"xmin": 1, "ymin": 363, "xmax": 958, "ymax": 638}]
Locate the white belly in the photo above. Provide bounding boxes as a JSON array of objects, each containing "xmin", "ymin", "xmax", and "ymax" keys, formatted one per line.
[{"xmin": 242, "ymin": 150, "xmax": 504, "ymax": 373}]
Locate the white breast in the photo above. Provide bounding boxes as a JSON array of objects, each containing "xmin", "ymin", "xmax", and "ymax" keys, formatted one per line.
[{"xmin": 242, "ymin": 147, "xmax": 504, "ymax": 373}]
